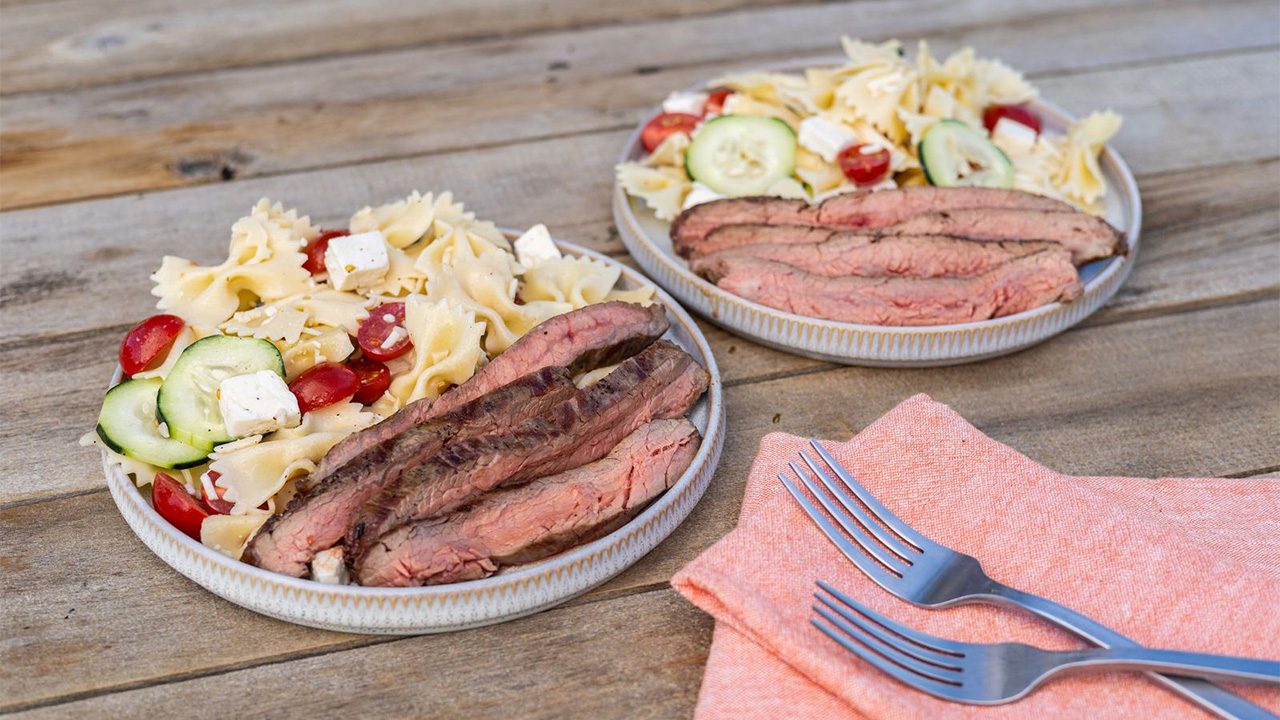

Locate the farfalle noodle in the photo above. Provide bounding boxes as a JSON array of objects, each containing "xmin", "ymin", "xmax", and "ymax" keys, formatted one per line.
[{"xmin": 373, "ymin": 297, "xmax": 485, "ymax": 416}]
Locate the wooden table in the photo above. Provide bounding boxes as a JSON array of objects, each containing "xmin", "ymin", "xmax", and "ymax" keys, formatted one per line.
[{"xmin": 2, "ymin": 1, "xmax": 1277, "ymax": 717}]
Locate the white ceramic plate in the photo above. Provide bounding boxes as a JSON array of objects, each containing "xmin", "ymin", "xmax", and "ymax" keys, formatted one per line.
[
  {"xmin": 613, "ymin": 61, "xmax": 1142, "ymax": 366},
  {"xmin": 101, "ymin": 238, "xmax": 724, "ymax": 635}
]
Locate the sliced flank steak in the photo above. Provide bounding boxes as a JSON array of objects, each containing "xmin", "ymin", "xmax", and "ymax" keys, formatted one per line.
[
  {"xmin": 346, "ymin": 340, "xmax": 710, "ymax": 561},
  {"xmin": 243, "ymin": 366, "xmax": 578, "ymax": 577},
  {"xmin": 881, "ymin": 208, "xmax": 1125, "ymax": 265},
  {"xmin": 699, "ymin": 249, "xmax": 1082, "ymax": 326},
  {"xmin": 356, "ymin": 418, "xmax": 701, "ymax": 587},
  {"xmin": 313, "ymin": 301, "xmax": 668, "ymax": 480},
  {"xmin": 690, "ymin": 234, "xmax": 1058, "ymax": 280},
  {"xmin": 671, "ymin": 187, "xmax": 1074, "ymax": 256}
]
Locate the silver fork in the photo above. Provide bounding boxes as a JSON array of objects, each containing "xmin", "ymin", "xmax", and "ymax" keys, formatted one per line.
[
  {"xmin": 780, "ymin": 439, "xmax": 1278, "ymax": 720},
  {"xmin": 812, "ymin": 580, "xmax": 1280, "ymax": 704}
]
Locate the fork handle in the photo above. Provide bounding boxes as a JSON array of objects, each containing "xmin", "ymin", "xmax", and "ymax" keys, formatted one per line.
[
  {"xmin": 1051, "ymin": 647, "xmax": 1280, "ymax": 684},
  {"xmin": 989, "ymin": 584, "xmax": 1278, "ymax": 720}
]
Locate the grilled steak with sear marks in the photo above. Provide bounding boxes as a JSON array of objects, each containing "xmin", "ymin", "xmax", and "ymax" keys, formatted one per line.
[
  {"xmin": 690, "ymin": 234, "xmax": 1057, "ymax": 279},
  {"xmin": 881, "ymin": 208, "xmax": 1125, "ymax": 265},
  {"xmin": 243, "ymin": 367, "xmax": 578, "ymax": 576},
  {"xmin": 699, "ymin": 249, "xmax": 1082, "ymax": 325},
  {"xmin": 356, "ymin": 418, "xmax": 701, "ymax": 587},
  {"xmin": 346, "ymin": 340, "xmax": 710, "ymax": 560},
  {"xmin": 671, "ymin": 187, "xmax": 1073, "ymax": 256},
  {"xmin": 689, "ymin": 224, "xmax": 839, "ymax": 260},
  {"xmin": 314, "ymin": 301, "xmax": 668, "ymax": 480}
]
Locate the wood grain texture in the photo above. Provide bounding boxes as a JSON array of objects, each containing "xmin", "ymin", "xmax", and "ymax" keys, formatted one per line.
[
  {"xmin": 4, "ymin": 298, "xmax": 1276, "ymax": 713},
  {"xmin": 2, "ymin": 158, "xmax": 1276, "ymax": 506},
  {"xmin": 0, "ymin": 0, "xmax": 806, "ymax": 93},
  {"xmin": 8, "ymin": 588, "xmax": 714, "ymax": 720},
  {"xmin": 2, "ymin": 1, "xmax": 1277, "ymax": 716},
  {"xmin": 3, "ymin": 47, "xmax": 1279, "ymax": 344},
  {"xmin": 2, "ymin": 0, "xmax": 1277, "ymax": 208}
]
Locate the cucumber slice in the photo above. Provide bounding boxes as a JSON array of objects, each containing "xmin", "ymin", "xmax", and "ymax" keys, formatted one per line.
[
  {"xmin": 157, "ymin": 336, "xmax": 286, "ymax": 451},
  {"xmin": 919, "ymin": 119, "xmax": 1014, "ymax": 189},
  {"xmin": 97, "ymin": 378, "xmax": 209, "ymax": 469},
  {"xmin": 686, "ymin": 115, "xmax": 797, "ymax": 196}
]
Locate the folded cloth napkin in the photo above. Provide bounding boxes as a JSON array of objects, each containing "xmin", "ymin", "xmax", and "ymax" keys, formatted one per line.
[{"xmin": 672, "ymin": 394, "xmax": 1280, "ymax": 720}]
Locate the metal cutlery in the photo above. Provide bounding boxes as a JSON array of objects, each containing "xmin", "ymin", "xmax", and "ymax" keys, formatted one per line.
[
  {"xmin": 812, "ymin": 579, "xmax": 1280, "ymax": 704},
  {"xmin": 780, "ymin": 439, "xmax": 1278, "ymax": 720}
]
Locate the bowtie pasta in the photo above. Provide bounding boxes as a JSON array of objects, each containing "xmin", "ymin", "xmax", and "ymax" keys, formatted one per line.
[
  {"xmin": 84, "ymin": 192, "xmax": 656, "ymax": 561},
  {"xmin": 617, "ymin": 37, "xmax": 1122, "ymax": 219}
]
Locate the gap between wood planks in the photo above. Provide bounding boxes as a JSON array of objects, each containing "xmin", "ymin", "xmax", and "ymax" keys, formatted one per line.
[
  {"xmin": 2, "ymin": 1, "xmax": 1275, "ymax": 210},
  {"xmin": 0, "ymin": 0, "xmax": 1189, "ymax": 98},
  {"xmin": 0, "ymin": 0, "xmax": 835, "ymax": 95}
]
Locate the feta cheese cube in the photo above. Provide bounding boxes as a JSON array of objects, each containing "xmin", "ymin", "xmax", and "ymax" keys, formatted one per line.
[
  {"xmin": 217, "ymin": 370, "xmax": 301, "ymax": 437},
  {"xmin": 310, "ymin": 547, "xmax": 349, "ymax": 585},
  {"xmin": 662, "ymin": 91, "xmax": 709, "ymax": 116},
  {"xmin": 798, "ymin": 116, "xmax": 858, "ymax": 164},
  {"xmin": 323, "ymin": 231, "xmax": 390, "ymax": 291},
  {"xmin": 682, "ymin": 182, "xmax": 725, "ymax": 210},
  {"xmin": 991, "ymin": 117, "xmax": 1038, "ymax": 155},
  {"xmin": 513, "ymin": 224, "xmax": 561, "ymax": 268}
]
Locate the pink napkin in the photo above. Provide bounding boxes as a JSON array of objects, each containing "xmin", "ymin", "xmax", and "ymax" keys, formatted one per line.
[{"xmin": 672, "ymin": 394, "xmax": 1280, "ymax": 719}]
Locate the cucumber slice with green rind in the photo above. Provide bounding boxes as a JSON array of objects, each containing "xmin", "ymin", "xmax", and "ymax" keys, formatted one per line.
[
  {"xmin": 97, "ymin": 378, "xmax": 209, "ymax": 469},
  {"xmin": 919, "ymin": 119, "xmax": 1014, "ymax": 189},
  {"xmin": 157, "ymin": 335, "xmax": 286, "ymax": 451},
  {"xmin": 686, "ymin": 115, "xmax": 797, "ymax": 196}
]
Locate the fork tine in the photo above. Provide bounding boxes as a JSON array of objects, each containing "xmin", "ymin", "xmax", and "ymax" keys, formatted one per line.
[
  {"xmin": 814, "ymin": 590, "xmax": 964, "ymax": 669},
  {"xmin": 811, "ymin": 614, "xmax": 962, "ymax": 698},
  {"xmin": 787, "ymin": 461, "xmax": 909, "ymax": 573},
  {"xmin": 812, "ymin": 603, "xmax": 962, "ymax": 683},
  {"xmin": 778, "ymin": 473, "xmax": 902, "ymax": 589},
  {"xmin": 799, "ymin": 450, "xmax": 915, "ymax": 560},
  {"xmin": 816, "ymin": 580, "xmax": 966, "ymax": 658},
  {"xmin": 810, "ymin": 440, "xmax": 926, "ymax": 549}
]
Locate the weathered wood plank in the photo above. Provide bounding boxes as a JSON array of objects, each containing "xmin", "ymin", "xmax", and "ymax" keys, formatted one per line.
[
  {"xmin": 4, "ymin": 39, "xmax": 1279, "ymax": 342},
  {"xmin": 2, "ymin": 157, "xmax": 1275, "ymax": 506},
  {"xmin": 8, "ymin": 587, "xmax": 714, "ymax": 720},
  {"xmin": 3, "ymin": 298, "xmax": 1276, "ymax": 711},
  {"xmin": 0, "ymin": 0, "xmax": 803, "ymax": 93},
  {"xmin": 3, "ymin": 0, "xmax": 1277, "ymax": 208}
]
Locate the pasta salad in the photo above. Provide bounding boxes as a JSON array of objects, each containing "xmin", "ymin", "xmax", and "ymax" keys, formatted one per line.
[
  {"xmin": 617, "ymin": 37, "xmax": 1122, "ymax": 221},
  {"xmin": 83, "ymin": 192, "xmax": 653, "ymax": 560}
]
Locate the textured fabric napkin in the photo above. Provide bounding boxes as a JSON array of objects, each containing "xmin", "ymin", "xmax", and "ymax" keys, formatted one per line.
[{"xmin": 672, "ymin": 394, "xmax": 1280, "ymax": 719}]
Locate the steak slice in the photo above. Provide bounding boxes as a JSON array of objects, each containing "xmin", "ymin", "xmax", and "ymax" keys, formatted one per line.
[
  {"xmin": 882, "ymin": 208, "xmax": 1125, "ymax": 265},
  {"xmin": 356, "ymin": 418, "xmax": 701, "ymax": 587},
  {"xmin": 243, "ymin": 367, "xmax": 578, "ymax": 577},
  {"xmin": 690, "ymin": 234, "xmax": 1057, "ymax": 280},
  {"xmin": 347, "ymin": 340, "xmax": 710, "ymax": 560},
  {"xmin": 689, "ymin": 224, "xmax": 839, "ymax": 260},
  {"xmin": 671, "ymin": 188, "xmax": 1072, "ymax": 256},
  {"xmin": 814, "ymin": 187, "xmax": 1071, "ymax": 228},
  {"xmin": 313, "ymin": 301, "xmax": 668, "ymax": 479},
  {"xmin": 671, "ymin": 198, "xmax": 816, "ymax": 257},
  {"xmin": 700, "ymin": 249, "xmax": 1082, "ymax": 326}
]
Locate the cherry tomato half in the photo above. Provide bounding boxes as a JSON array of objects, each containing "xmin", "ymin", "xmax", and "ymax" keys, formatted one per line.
[
  {"xmin": 838, "ymin": 144, "xmax": 892, "ymax": 186},
  {"xmin": 290, "ymin": 362, "xmax": 360, "ymax": 414},
  {"xmin": 704, "ymin": 87, "xmax": 734, "ymax": 116},
  {"xmin": 119, "ymin": 314, "xmax": 185, "ymax": 377},
  {"xmin": 357, "ymin": 302, "xmax": 412, "ymax": 361},
  {"xmin": 641, "ymin": 113, "xmax": 701, "ymax": 152},
  {"xmin": 152, "ymin": 473, "xmax": 209, "ymax": 541},
  {"xmin": 302, "ymin": 229, "xmax": 350, "ymax": 276},
  {"xmin": 983, "ymin": 104, "xmax": 1042, "ymax": 135},
  {"xmin": 346, "ymin": 356, "xmax": 392, "ymax": 405}
]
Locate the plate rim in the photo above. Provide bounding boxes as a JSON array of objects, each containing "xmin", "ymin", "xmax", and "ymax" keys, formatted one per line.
[
  {"xmin": 611, "ymin": 58, "xmax": 1142, "ymax": 362},
  {"xmin": 101, "ymin": 237, "xmax": 724, "ymax": 631}
]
